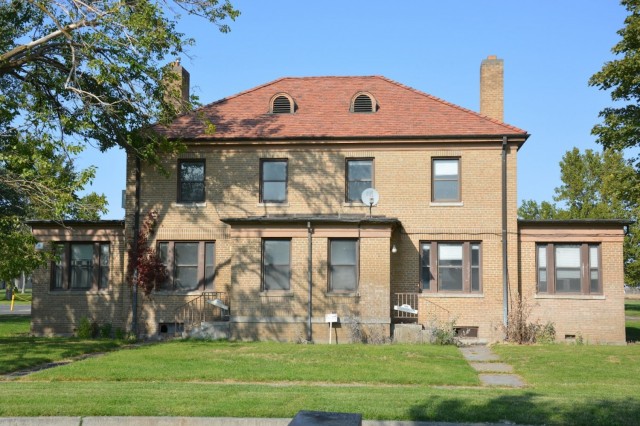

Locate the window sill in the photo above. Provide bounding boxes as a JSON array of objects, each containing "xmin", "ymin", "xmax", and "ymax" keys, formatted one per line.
[
  {"xmin": 420, "ymin": 292, "xmax": 483, "ymax": 298},
  {"xmin": 535, "ymin": 294, "xmax": 605, "ymax": 300},
  {"xmin": 171, "ymin": 202, "xmax": 207, "ymax": 208},
  {"xmin": 325, "ymin": 292, "xmax": 360, "ymax": 298},
  {"xmin": 342, "ymin": 202, "xmax": 373, "ymax": 207},
  {"xmin": 49, "ymin": 289, "xmax": 110, "ymax": 294},
  {"xmin": 429, "ymin": 201, "xmax": 463, "ymax": 207},
  {"xmin": 257, "ymin": 202, "xmax": 289, "ymax": 207},
  {"xmin": 260, "ymin": 291, "xmax": 294, "ymax": 297}
]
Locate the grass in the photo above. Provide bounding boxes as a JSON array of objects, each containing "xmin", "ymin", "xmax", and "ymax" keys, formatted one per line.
[
  {"xmin": 627, "ymin": 299, "xmax": 640, "ymax": 342},
  {"xmin": 0, "ymin": 289, "xmax": 32, "ymax": 306},
  {"xmin": 0, "ymin": 338, "xmax": 639, "ymax": 425},
  {"xmin": 0, "ymin": 315, "xmax": 123, "ymax": 375},
  {"xmin": 1, "ymin": 313, "xmax": 640, "ymax": 424},
  {"xmin": 626, "ymin": 298, "xmax": 640, "ymax": 317}
]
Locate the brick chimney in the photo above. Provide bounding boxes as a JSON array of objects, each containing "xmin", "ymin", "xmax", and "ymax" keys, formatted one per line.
[
  {"xmin": 480, "ymin": 55, "xmax": 503, "ymax": 122},
  {"xmin": 164, "ymin": 59, "xmax": 191, "ymax": 114}
]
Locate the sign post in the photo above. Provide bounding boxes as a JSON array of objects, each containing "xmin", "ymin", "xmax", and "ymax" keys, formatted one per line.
[{"xmin": 325, "ymin": 313, "xmax": 338, "ymax": 344}]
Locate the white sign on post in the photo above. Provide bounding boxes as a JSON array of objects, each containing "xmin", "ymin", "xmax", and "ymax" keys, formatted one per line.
[{"xmin": 325, "ymin": 313, "xmax": 338, "ymax": 344}]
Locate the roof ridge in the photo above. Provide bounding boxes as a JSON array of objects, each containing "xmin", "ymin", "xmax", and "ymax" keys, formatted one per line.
[{"xmin": 374, "ymin": 76, "xmax": 527, "ymax": 135}]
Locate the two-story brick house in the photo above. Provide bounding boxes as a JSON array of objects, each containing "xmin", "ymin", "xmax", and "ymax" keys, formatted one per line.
[{"xmin": 29, "ymin": 57, "xmax": 629, "ymax": 343}]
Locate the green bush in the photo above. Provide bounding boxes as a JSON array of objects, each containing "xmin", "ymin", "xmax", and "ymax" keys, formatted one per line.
[{"xmin": 100, "ymin": 323, "xmax": 112, "ymax": 339}]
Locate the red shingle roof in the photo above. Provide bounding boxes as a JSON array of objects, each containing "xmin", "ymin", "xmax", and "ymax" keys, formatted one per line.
[{"xmin": 155, "ymin": 76, "xmax": 527, "ymax": 140}]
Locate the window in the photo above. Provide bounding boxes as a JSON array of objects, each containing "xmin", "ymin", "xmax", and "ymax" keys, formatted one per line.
[
  {"xmin": 432, "ymin": 158, "xmax": 460, "ymax": 202},
  {"xmin": 271, "ymin": 94, "xmax": 294, "ymax": 114},
  {"xmin": 157, "ymin": 241, "xmax": 215, "ymax": 291},
  {"xmin": 420, "ymin": 242, "xmax": 481, "ymax": 293},
  {"xmin": 262, "ymin": 239, "xmax": 291, "ymax": 291},
  {"xmin": 260, "ymin": 159, "xmax": 288, "ymax": 203},
  {"xmin": 329, "ymin": 239, "xmax": 358, "ymax": 292},
  {"xmin": 537, "ymin": 243, "xmax": 601, "ymax": 294},
  {"xmin": 346, "ymin": 159, "xmax": 373, "ymax": 202},
  {"xmin": 178, "ymin": 160, "xmax": 205, "ymax": 203},
  {"xmin": 51, "ymin": 242, "xmax": 110, "ymax": 291}
]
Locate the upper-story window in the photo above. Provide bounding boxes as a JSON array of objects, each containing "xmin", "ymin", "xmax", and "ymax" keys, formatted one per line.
[
  {"xmin": 432, "ymin": 158, "xmax": 460, "ymax": 202},
  {"xmin": 260, "ymin": 159, "xmax": 288, "ymax": 203},
  {"xmin": 350, "ymin": 92, "xmax": 377, "ymax": 113},
  {"xmin": 420, "ymin": 241, "xmax": 481, "ymax": 293},
  {"xmin": 178, "ymin": 160, "xmax": 205, "ymax": 203},
  {"xmin": 270, "ymin": 93, "xmax": 294, "ymax": 114},
  {"xmin": 345, "ymin": 158, "xmax": 373, "ymax": 203},
  {"xmin": 52, "ymin": 242, "xmax": 110, "ymax": 291},
  {"xmin": 537, "ymin": 243, "xmax": 601, "ymax": 294}
]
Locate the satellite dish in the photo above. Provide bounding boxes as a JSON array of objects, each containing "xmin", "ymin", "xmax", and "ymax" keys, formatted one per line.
[{"xmin": 361, "ymin": 188, "xmax": 379, "ymax": 206}]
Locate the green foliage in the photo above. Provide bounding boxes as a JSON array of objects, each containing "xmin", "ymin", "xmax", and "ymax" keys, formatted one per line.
[
  {"xmin": 589, "ymin": 0, "xmax": 640, "ymax": 160},
  {"xmin": 100, "ymin": 323, "xmax": 113, "ymax": 339},
  {"xmin": 0, "ymin": 0, "xmax": 238, "ymax": 279},
  {"xmin": 424, "ymin": 318, "xmax": 460, "ymax": 345},
  {"xmin": 76, "ymin": 317, "xmax": 96, "ymax": 339},
  {"xmin": 519, "ymin": 148, "xmax": 640, "ymax": 286}
]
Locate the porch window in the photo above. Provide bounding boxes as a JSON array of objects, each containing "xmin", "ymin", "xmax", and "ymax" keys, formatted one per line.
[
  {"xmin": 260, "ymin": 159, "xmax": 288, "ymax": 203},
  {"xmin": 329, "ymin": 239, "xmax": 358, "ymax": 292},
  {"xmin": 262, "ymin": 239, "xmax": 291, "ymax": 291},
  {"xmin": 157, "ymin": 241, "xmax": 215, "ymax": 291},
  {"xmin": 420, "ymin": 241, "xmax": 481, "ymax": 293},
  {"xmin": 346, "ymin": 159, "xmax": 373, "ymax": 202},
  {"xmin": 178, "ymin": 160, "xmax": 205, "ymax": 203},
  {"xmin": 537, "ymin": 243, "xmax": 601, "ymax": 294},
  {"xmin": 51, "ymin": 242, "xmax": 110, "ymax": 291}
]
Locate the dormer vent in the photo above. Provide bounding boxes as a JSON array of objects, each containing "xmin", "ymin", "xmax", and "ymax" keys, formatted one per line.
[
  {"xmin": 351, "ymin": 92, "xmax": 376, "ymax": 113},
  {"xmin": 271, "ymin": 94, "xmax": 294, "ymax": 114}
]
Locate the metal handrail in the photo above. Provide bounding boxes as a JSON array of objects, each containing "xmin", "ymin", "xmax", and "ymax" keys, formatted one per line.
[
  {"xmin": 174, "ymin": 292, "xmax": 229, "ymax": 334},
  {"xmin": 393, "ymin": 292, "xmax": 419, "ymax": 320}
]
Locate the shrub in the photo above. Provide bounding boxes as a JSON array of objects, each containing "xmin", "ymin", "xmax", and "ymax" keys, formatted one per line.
[
  {"xmin": 503, "ymin": 295, "xmax": 556, "ymax": 344},
  {"xmin": 424, "ymin": 318, "xmax": 460, "ymax": 345},
  {"xmin": 114, "ymin": 328, "xmax": 125, "ymax": 340},
  {"xmin": 77, "ymin": 317, "xmax": 99, "ymax": 339},
  {"xmin": 100, "ymin": 323, "xmax": 112, "ymax": 339}
]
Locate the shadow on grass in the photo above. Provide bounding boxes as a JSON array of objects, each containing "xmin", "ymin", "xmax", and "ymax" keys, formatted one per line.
[
  {"xmin": 408, "ymin": 392, "xmax": 640, "ymax": 426},
  {"xmin": 627, "ymin": 322, "xmax": 640, "ymax": 343},
  {"xmin": 0, "ymin": 335, "xmax": 121, "ymax": 375},
  {"xmin": 625, "ymin": 300, "xmax": 640, "ymax": 314}
]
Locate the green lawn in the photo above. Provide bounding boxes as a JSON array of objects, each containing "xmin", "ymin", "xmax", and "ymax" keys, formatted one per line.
[
  {"xmin": 0, "ymin": 289, "xmax": 32, "ymax": 306},
  {"xmin": 0, "ymin": 315, "xmax": 123, "ymax": 375},
  {"xmin": 2, "ymin": 314, "xmax": 640, "ymax": 424},
  {"xmin": 626, "ymin": 298, "xmax": 640, "ymax": 317}
]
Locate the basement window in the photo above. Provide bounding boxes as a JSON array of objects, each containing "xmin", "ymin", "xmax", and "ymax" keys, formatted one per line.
[
  {"xmin": 350, "ymin": 92, "xmax": 377, "ymax": 113},
  {"xmin": 270, "ymin": 93, "xmax": 294, "ymax": 114}
]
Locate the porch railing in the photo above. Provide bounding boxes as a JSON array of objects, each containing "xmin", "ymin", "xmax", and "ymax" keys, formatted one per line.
[
  {"xmin": 393, "ymin": 292, "xmax": 419, "ymax": 321},
  {"xmin": 174, "ymin": 292, "xmax": 229, "ymax": 333}
]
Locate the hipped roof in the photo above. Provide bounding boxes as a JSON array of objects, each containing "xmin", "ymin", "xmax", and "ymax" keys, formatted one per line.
[{"xmin": 154, "ymin": 76, "xmax": 528, "ymax": 142}]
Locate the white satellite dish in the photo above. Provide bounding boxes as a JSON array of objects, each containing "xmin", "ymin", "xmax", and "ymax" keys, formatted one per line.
[{"xmin": 361, "ymin": 188, "xmax": 379, "ymax": 206}]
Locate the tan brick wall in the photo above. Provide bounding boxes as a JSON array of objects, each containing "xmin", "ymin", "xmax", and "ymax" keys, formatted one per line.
[
  {"xmin": 518, "ymin": 225, "xmax": 626, "ymax": 344},
  {"xmin": 30, "ymin": 224, "xmax": 127, "ymax": 336},
  {"xmin": 480, "ymin": 56, "xmax": 504, "ymax": 122},
  {"xmin": 124, "ymin": 140, "xmax": 519, "ymax": 341}
]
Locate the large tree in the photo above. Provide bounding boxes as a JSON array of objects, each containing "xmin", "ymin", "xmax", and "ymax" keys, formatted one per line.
[
  {"xmin": 519, "ymin": 148, "xmax": 640, "ymax": 286},
  {"xmin": 0, "ymin": 0, "xmax": 239, "ymax": 279},
  {"xmin": 589, "ymin": 0, "xmax": 640, "ymax": 164}
]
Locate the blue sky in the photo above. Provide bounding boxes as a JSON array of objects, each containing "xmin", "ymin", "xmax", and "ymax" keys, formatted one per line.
[{"xmin": 78, "ymin": 1, "xmax": 628, "ymax": 219}]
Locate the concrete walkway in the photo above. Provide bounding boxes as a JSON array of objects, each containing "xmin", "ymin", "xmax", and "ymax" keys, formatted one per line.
[{"xmin": 459, "ymin": 345, "xmax": 525, "ymax": 388}]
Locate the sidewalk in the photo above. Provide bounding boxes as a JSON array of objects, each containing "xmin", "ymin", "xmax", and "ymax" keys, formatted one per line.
[{"xmin": 459, "ymin": 345, "xmax": 525, "ymax": 388}]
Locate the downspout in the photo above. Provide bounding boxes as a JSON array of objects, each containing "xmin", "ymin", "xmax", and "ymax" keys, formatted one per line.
[
  {"xmin": 132, "ymin": 156, "xmax": 141, "ymax": 337},
  {"xmin": 501, "ymin": 136, "xmax": 509, "ymax": 327},
  {"xmin": 307, "ymin": 221, "xmax": 313, "ymax": 342}
]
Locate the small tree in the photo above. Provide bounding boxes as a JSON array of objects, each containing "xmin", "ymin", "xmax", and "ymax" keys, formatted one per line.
[{"xmin": 127, "ymin": 211, "xmax": 167, "ymax": 295}]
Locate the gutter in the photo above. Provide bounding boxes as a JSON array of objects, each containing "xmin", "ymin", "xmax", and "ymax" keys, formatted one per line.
[{"xmin": 502, "ymin": 136, "xmax": 509, "ymax": 327}]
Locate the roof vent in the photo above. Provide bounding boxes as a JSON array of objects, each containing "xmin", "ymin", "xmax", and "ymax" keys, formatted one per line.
[
  {"xmin": 351, "ymin": 93, "xmax": 376, "ymax": 113},
  {"xmin": 271, "ymin": 94, "xmax": 294, "ymax": 114}
]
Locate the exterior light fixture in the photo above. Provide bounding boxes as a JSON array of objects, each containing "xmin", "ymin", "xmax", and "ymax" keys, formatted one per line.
[{"xmin": 391, "ymin": 244, "xmax": 397, "ymax": 254}]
